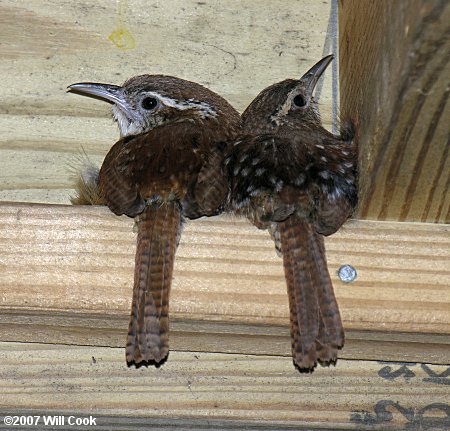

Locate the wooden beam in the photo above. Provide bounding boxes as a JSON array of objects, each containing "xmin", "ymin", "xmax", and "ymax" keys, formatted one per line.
[
  {"xmin": 339, "ymin": 0, "xmax": 450, "ymax": 223},
  {"xmin": 0, "ymin": 342, "xmax": 449, "ymax": 430},
  {"xmin": 0, "ymin": 203, "xmax": 449, "ymax": 364}
]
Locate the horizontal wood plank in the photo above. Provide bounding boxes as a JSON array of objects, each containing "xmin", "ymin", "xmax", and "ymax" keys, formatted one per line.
[
  {"xmin": 0, "ymin": 343, "xmax": 449, "ymax": 430},
  {"xmin": 0, "ymin": 203, "xmax": 449, "ymax": 365}
]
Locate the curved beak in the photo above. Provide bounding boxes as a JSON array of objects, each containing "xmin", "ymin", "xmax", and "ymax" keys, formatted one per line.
[
  {"xmin": 67, "ymin": 82, "xmax": 123, "ymax": 103},
  {"xmin": 67, "ymin": 82, "xmax": 134, "ymax": 118},
  {"xmin": 300, "ymin": 54, "xmax": 334, "ymax": 96}
]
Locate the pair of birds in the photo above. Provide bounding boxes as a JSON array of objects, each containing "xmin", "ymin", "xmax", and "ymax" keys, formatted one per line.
[{"xmin": 68, "ymin": 55, "xmax": 357, "ymax": 372}]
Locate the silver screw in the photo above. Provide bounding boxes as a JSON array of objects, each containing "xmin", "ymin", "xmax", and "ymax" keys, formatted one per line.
[{"xmin": 338, "ymin": 264, "xmax": 357, "ymax": 283}]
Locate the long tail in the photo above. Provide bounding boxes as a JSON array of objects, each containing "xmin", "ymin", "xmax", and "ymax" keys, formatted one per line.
[
  {"xmin": 278, "ymin": 216, "xmax": 344, "ymax": 370},
  {"xmin": 311, "ymin": 232, "xmax": 345, "ymax": 362},
  {"xmin": 126, "ymin": 201, "xmax": 182, "ymax": 365}
]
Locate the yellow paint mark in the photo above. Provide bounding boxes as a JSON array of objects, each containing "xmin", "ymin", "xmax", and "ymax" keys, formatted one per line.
[
  {"xmin": 108, "ymin": 0, "xmax": 136, "ymax": 50},
  {"xmin": 108, "ymin": 28, "xmax": 136, "ymax": 50}
]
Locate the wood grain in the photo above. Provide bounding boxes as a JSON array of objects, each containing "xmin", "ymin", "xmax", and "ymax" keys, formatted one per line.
[
  {"xmin": 339, "ymin": 0, "xmax": 450, "ymax": 223},
  {"xmin": 0, "ymin": 203, "xmax": 449, "ymax": 364},
  {"xmin": 0, "ymin": 343, "xmax": 448, "ymax": 430},
  {"xmin": 0, "ymin": 0, "xmax": 336, "ymax": 205}
]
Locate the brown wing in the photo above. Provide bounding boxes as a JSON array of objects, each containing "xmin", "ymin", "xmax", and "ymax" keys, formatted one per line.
[
  {"xmin": 98, "ymin": 136, "xmax": 143, "ymax": 216},
  {"xmin": 308, "ymin": 137, "xmax": 357, "ymax": 236},
  {"xmin": 182, "ymin": 144, "xmax": 230, "ymax": 219},
  {"xmin": 229, "ymin": 126, "xmax": 357, "ymax": 232},
  {"xmin": 98, "ymin": 122, "xmax": 217, "ymax": 217}
]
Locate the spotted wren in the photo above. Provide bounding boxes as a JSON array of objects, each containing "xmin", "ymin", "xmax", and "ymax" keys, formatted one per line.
[{"xmin": 226, "ymin": 55, "xmax": 357, "ymax": 371}]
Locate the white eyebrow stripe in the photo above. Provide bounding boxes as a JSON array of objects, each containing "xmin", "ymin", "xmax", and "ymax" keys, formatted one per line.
[
  {"xmin": 147, "ymin": 91, "xmax": 218, "ymax": 118},
  {"xmin": 270, "ymin": 92, "xmax": 293, "ymax": 125}
]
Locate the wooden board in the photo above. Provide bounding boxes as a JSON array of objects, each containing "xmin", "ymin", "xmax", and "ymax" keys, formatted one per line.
[
  {"xmin": 0, "ymin": 203, "xmax": 449, "ymax": 365},
  {"xmin": 0, "ymin": 0, "xmax": 337, "ymax": 205},
  {"xmin": 0, "ymin": 343, "xmax": 449, "ymax": 430},
  {"xmin": 339, "ymin": 0, "xmax": 450, "ymax": 223}
]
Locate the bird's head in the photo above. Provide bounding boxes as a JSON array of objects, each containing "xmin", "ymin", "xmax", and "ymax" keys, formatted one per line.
[
  {"xmin": 242, "ymin": 55, "xmax": 333, "ymax": 133},
  {"xmin": 68, "ymin": 74, "xmax": 238, "ymax": 137}
]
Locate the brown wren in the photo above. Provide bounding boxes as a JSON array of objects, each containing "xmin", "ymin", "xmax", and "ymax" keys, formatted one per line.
[
  {"xmin": 226, "ymin": 55, "xmax": 357, "ymax": 371},
  {"xmin": 68, "ymin": 75, "xmax": 241, "ymax": 365}
]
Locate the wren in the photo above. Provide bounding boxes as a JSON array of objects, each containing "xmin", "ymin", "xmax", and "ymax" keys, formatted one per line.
[
  {"xmin": 68, "ymin": 75, "xmax": 241, "ymax": 365},
  {"xmin": 226, "ymin": 55, "xmax": 357, "ymax": 371}
]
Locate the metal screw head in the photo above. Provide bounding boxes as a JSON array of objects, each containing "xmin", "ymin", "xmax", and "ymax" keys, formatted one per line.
[{"xmin": 338, "ymin": 264, "xmax": 357, "ymax": 283}]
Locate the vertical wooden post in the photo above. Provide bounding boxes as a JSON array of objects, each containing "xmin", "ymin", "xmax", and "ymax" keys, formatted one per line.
[{"xmin": 339, "ymin": 0, "xmax": 449, "ymax": 223}]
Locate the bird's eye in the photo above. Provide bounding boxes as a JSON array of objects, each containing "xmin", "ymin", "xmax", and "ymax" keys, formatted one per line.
[
  {"xmin": 293, "ymin": 94, "xmax": 306, "ymax": 108},
  {"xmin": 141, "ymin": 97, "xmax": 158, "ymax": 110}
]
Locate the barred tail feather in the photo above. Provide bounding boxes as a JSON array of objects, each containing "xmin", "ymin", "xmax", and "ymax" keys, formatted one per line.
[
  {"xmin": 278, "ymin": 216, "xmax": 344, "ymax": 370},
  {"xmin": 310, "ymin": 233, "xmax": 344, "ymax": 363},
  {"xmin": 126, "ymin": 201, "xmax": 181, "ymax": 365},
  {"xmin": 279, "ymin": 217, "xmax": 319, "ymax": 369}
]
